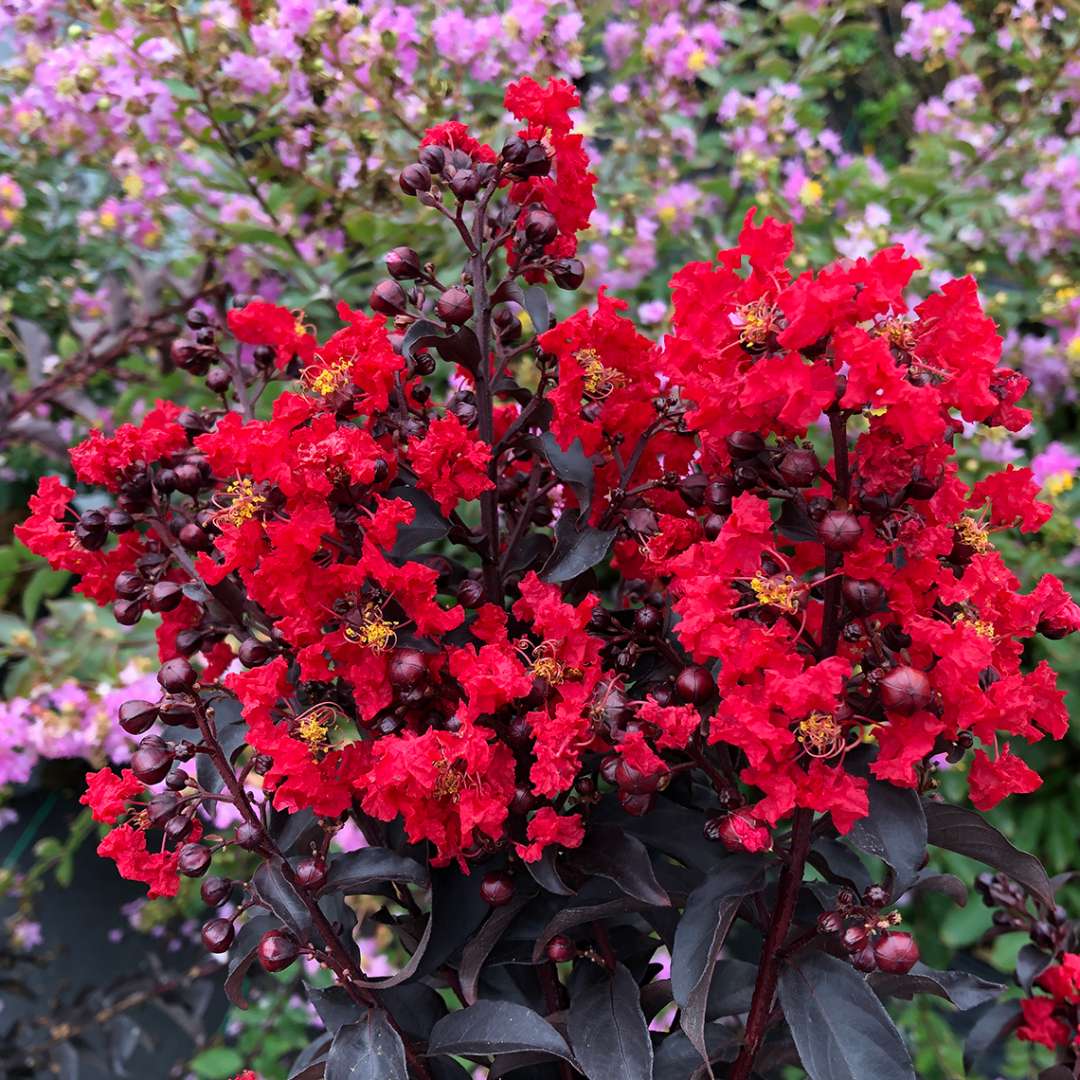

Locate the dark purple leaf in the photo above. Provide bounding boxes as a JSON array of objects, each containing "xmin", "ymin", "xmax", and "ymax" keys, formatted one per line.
[
  {"xmin": 387, "ymin": 485, "xmax": 449, "ymax": 559},
  {"xmin": 224, "ymin": 914, "xmax": 276, "ymax": 1009},
  {"xmin": 652, "ymin": 1027, "xmax": 740, "ymax": 1080},
  {"xmin": 427, "ymin": 1001, "xmax": 575, "ymax": 1065},
  {"xmin": 326, "ymin": 1010, "xmax": 407, "ymax": 1080},
  {"xmin": 523, "ymin": 285, "xmax": 552, "ymax": 335},
  {"xmin": 705, "ymin": 958, "xmax": 759, "ymax": 1019},
  {"xmin": 322, "ymin": 848, "xmax": 428, "ymax": 895},
  {"xmin": 1017, "ymin": 945, "xmax": 1053, "ymax": 993},
  {"xmin": 870, "ymin": 963, "xmax": 1003, "ymax": 1010},
  {"xmin": 963, "ymin": 1000, "xmax": 1022, "ymax": 1073},
  {"xmin": 904, "ymin": 871, "xmax": 967, "ymax": 907},
  {"xmin": 923, "ymin": 800, "xmax": 1053, "ymax": 909},
  {"xmin": 253, "ymin": 862, "xmax": 312, "ymax": 938},
  {"xmin": 527, "ymin": 433, "xmax": 594, "ymax": 515},
  {"xmin": 847, "ymin": 778, "xmax": 926, "ymax": 893},
  {"xmin": 672, "ymin": 856, "xmax": 764, "ymax": 1067},
  {"xmin": 567, "ymin": 826, "xmax": 670, "ymax": 907},
  {"xmin": 778, "ymin": 496, "xmax": 819, "ymax": 542},
  {"xmin": 567, "ymin": 964, "xmax": 652, "ymax": 1080},
  {"xmin": 541, "ymin": 516, "xmax": 615, "ymax": 584},
  {"xmin": 778, "ymin": 950, "xmax": 915, "ymax": 1080},
  {"xmin": 400, "ymin": 319, "xmax": 443, "ymax": 364},
  {"xmin": 460, "ymin": 888, "xmax": 536, "ymax": 1005}
]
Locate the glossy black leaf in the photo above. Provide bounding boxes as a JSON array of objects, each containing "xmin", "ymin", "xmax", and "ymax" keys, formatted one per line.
[
  {"xmin": 387, "ymin": 484, "xmax": 450, "ymax": 559},
  {"xmin": 418, "ymin": 864, "xmax": 494, "ymax": 976},
  {"xmin": 542, "ymin": 515, "xmax": 615, "ymax": 584},
  {"xmin": 198, "ymin": 696, "xmax": 246, "ymax": 792},
  {"xmin": 963, "ymin": 1000, "xmax": 1022, "ymax": 1073},
  {"xmin": 309, "ymin": 986, "xmax": 360, "ymax": 1034},
  {"xmin": 705, "ymin": 958, "xmax": 759, "ymax": 1019},
  {"xmin": 567, "ymin": 826, "xmax": 670, "ymax": 907},
  {"xmin": 847, "ymin": 778, "xmax": 926, "ymax": 893},
  {"xmin": 905, "ymin": 871, "xmax": 967, "ymax": 907},
  {"xmin": 567, "ymin": 964, "xmax": 652, "ymax": 1080},
  {"xmin": 778, "ymin": 950, "xmax": 915, "ymax": 1080},
  {"xmin": 460, "ymin": 888, "xmax": 536, "ymax": 1005},
  {"xmin": 777, "ymin": 496, "xmax": 820, "ymax": 543},
  {"xmin": 923, "ymin": 800, "xmax": 1053, "ymax": 909},
  {"xmin": 433, "ymin": 325, "xmax": 483, "ymax": 372},
  {"xmin": 672, "ymin": 855, "xmax": 764, "ymax": 1067},
  {"xmin": 252, "ymin": 862, "xmax": 313, "ymax": 939},
  {"xmin": 523, "ymin": 284, "xmax": 552, "ymax": 335},
  {"xmin": 524, "ymin": 845, "xmax": 575, "ymax": 896},
  {"xmin": 613, "ymin": 798, "xmax": 720, "ymax": 873},
  {"xmin": 289, "ymin": 1033, "xmax": 333, "ymax": 1079},
  {"xmin": 326, "ymin": 1010, "xmax": 407, "ymax": 1080},
  {"xmin": 1017, "ymin": 945, "xmax": 1053, "ymax": 993},
  {"xmin": 374, "ymin": 983, "xmax": 449, "ymax": 1041},
  {"xmin": 427, "ymin": 1001, "xmax": 575, "ymax": 1064},
  {"xmin": 809, "ymin": 836, "xmax": 872, "ymax": 893},
  {"xmin": 651, "ymin": 1027, "xmax": 740, "ymax": 1080},
  {"xmin": 870, "ymin": 963, "xmax": 1003, "ymax": 1010},
  {"xmin": 322, "ymin": 848, "xmax": 428, "ymax": 895},
  {"xmin": 273, "ymin": 807, "xmax": 321, "ymax": 854},
  {"xmin": 528, "ymin": 433, "xmax": 594, "ymax": 515},
  {"xmin": 224, "ymin": 914, "xmax": 276, "ymax": 1009},
  {"xmin": 533, "ymin": 882, "xmax": 655, "ymax": 961}
]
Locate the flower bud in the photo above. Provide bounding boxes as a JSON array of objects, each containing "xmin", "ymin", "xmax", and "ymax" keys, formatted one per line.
[
  {"xmin": 201, "ymin": 875, "xmax": 232, "ymax": 906},
  {"xmin": 842, "ymin": 925, "xmax": 869, "ymax": 953},
  {"xmin": 399, "ymin": 163, "xmax": 431, "ymax": 195},
  {"xmin": 177, "ymin": 843, "xmax": 211, "ymax": 877},
  {"xmin": 551, "ymin": 258, "xmax": 584, "ymax": 291},
  {"xmin": 113, "ymin": 598, "xmax": 144, "ymax": 626},
  {"xmin": 235, "ymin": 821, "xmax": 264, "ymax": 851},
  {"xmin": 817, "ymin": 911, "xmax": 843, "ymax": 935},
  {"xmin": 418, "ymin": 145, "xmax": 446, "ymax": 173},
  {"xmin": 296, "ymin": 857, "xmax": 328, "ymax": 891},
  {"xmin": 778, "ymin": 447, "xmax": 819, "ymax": 487},
  {"xmin": 547, "ymin": 935, "xmax": 577, "ymax": 963},
  {"xmin": 389, "ymin": 648, "xmax": 428, "ymax": 687},
  {"xmin": 158, "ymin": 657, "xmax": 197, "ymax": 693},
  {"xmin": 873, "ymin": 931, "xmax": 919, "ymax": 974},
  {"xmin": 480, "ymin": 871, "xmax": 515, "ymax": 907},
  {"xmin": 149, "ymin": 581, "xmax": 183, "ymax": 613},
  {"xmin": 456, "ymin": 578, "xmax": 485, "ymax": 608},
  {"xmin": 727, "ymin": 431, "xmax": 765, "ymax": 460},
  {"xmin": 131, "ymin": 743, "xmax": 173, "ymax": 785},
  {"xmin": 179, "ymin": 523, "xmax": 211, "ymax": 552},
  {"xmin": 449, "ymin": 169, "xmax": 481, "ymax": 200},
  {"xmin": 674, "ymin": 664, "xmax": 714, "ymax": 704},
  {"xmin": 238, "ymin": 638, "xmax": 272, "ymax": 667},
  {"xmin": 501, "ymin": 136, "xmax": 528, "ymax": 164},
  {"xmin": 201, "ymin": 917, "xmax": 235, "ymax": 953},
  {"xmin": 119, "ymin": 699, "xmax": 158, "ymax": 735},
  {"xmin": 879, "ymin": 665, "xmax": 932, "ymax": 715},
  {"xmin": 385, "ymin": 246, "xmax": 422, "ymax": 280},
  {"xmin": 258, "ymin": 929, "xmax": 299, "ymax": 972},
  {"xmin": 841, "ymin": 577, "xmax": 884, "ymax": 615},
  {"xmin": 370, "ymin": 280, "xmax": 408, "ymax": 316},
  {"xmin": 817, "ymin": 510, "xmax": 862, "ymax": 551},
  {"xmin": 851, "ymin": 943, "xmax": 878, "ymax": 972},
  {"xmin": 436, "ymin": 287, "xmax": 473, "ymax": 325},
  {"xmin": 524, "ymin": 208, "xmax": 558, "ymax": 247}
]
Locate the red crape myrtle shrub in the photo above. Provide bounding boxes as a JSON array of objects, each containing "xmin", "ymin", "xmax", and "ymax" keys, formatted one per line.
[{"xmin": 19, "ymin": 77, "xmax": 1080, "ymax": 1080}]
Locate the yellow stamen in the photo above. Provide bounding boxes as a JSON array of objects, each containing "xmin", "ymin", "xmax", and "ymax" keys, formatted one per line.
[
  {"xmin": 749, "ymin": 572, "xmax": 801, "ymax": 614},
  {"xmin": 955, "ymin": 516, "xmax": 991, "ymax": 553},
  {"xmin": 343, "ymin": 604, "xmax": 399, "ymax": 653},
  {"xmin": 433, "ymin": 758, "xmax": 464, "ymax": 802},
  {"xmin": 576, "ymin": 348, "xmax": 625, "ymax": 400},
  {"xmin": 953, "ymin": 613, "xmax": 996, "ymax": 639},
  {"xmin": 303, "ymin": 356, "xmax": 354, "ymax": 397},
  {"xmin": 735, "ymin": 298, "xmax": 778, "ymax": 348},
  {"xmin": 211, "ymin": 478, "xmax": 266, "ymax": 528},
  {"xmin": 876, "ymin": 317, "xmax": 916, "ymax": 352},
  {"xmin": 797, "ymin": 712, "xmax": 844, "ymax": 757}
]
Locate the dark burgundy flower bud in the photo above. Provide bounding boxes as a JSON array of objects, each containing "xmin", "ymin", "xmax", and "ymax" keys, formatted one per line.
[
  {"xmin": 235, "ymin": 821, "xmax": 264, "ymax": 851},
  {"xmin": 201, "ymin": 876, "xmax": 232, "ymax": 906},
  {"xmin": 398, "ymin": 163, "xmax": 431, "ymax": 195},
  {"xmin": 547, "ymin": 935, "xmax": 577, "ymax": 963},
  {"xmin": 296, "ymin": 857, "xmax": 328, "ymax": 891},
  {"xmin": 370, "ymin": 279, "xmax": 408, "ymax": 316},
  {"xmin": 863, "ymin": 884, "xmax": 889, "ymax": 908},
  {"xmin": 517, "ymin": 143, "xmax": 551, "ymax": 177},
  {"xmin": 618, "ymin": 790, "xmax": 655, "ymax": 816},
  {"xmin": 148, "ymin": 581, "xmax": 183, "ymax": 614},
  {"xmin": 165, "ymin": 814, "xmax": 194, "ymax": 843},
  {"xmin": 146, "ymin": 792, "xmax": 179, "ymax": 828},
  {"xmin": 842, "ymin": 925, "xmax": 869, "ymax": 953},
  {"xmin": 778, "ymin": 447, "xmax": 819, "ymax": 487},
  {"xmin": 158, "ymin": 697, "xmax": 198, "ymax": 728},
  {"xmin": 165, "ymin": 767, "xmax": 189, "ymax": 791},
  {"xmin": 201, "ymin": 917, "xmax": 234, "ymax": 953},
  {"xmin": 873, "ymin": 931, "xmax": 919, "ymax": 974},
  {"xmin": 113, "ymin": 598, "xmax": 144, "ymax": 625},
  {"xmin": 418, "ymin": 145, "xmax": 446, "ymax": 173},
  {"xmin": 179, "ymin": 523, "xmax": 211, "ymax": 552},
  {"xmin": 74, "ymin": 517, "xmax": 107, "ymax": 550},
  {"xmin": 105, "ymin": 508, "xmax": 134, "ymax": 533},
  {"xmin": 119, "ymin": 699, "xmax": 157, "ymax": 735},
  {"xmin": 703, "ymin": 514, "xmax": 725, "ymax": 541},
  {"xmin": 186, "ymin": 309, "xmax": 209, "ymax": 330},
  {"xmin": 817, "ymin": 911, "xmax": 843, "ymax": 935},
  {"xmin": 1038, "ymin": 613, "xmax": 1076, "ymax": 640},
  {"xmin": 633, "ymin": 605, "xmax": 663, "ymax": 636},
  {"xmin": 238, "ymin": 638, "xmax": 272, "ymax": 667},
  {"xmin": 836, "ymin": 888, "xmax": 857, "ymax": 910},
  {"xmin": 437, "ymin": 286, "xmax": 473, "ymax": 325},
  {"xmin": 675, "ymin": 664, "xmax": 714, "ymax": 705},
  {"xmin": 678, "ymin": 472, "xmax": 708, "ymax": 508},
  {"xmin": 705, "ymin": 480, "xmax": 734, "ymax": 514},
  {"xmin": 173, "ymin": 463, "xmax": 203, "ymax": 495},
  {"xmin": 524, "ymin": 208, "xmax": 558, "ymax": 247},
  {"xmin": 551, "ymin": 258, "xmax": 584, "ymax": 290},
  {"xmin": 206, "ymin": 367, "xmax": 232, "ymax": 394},
  {"xmin": 253, "ymin": 344, "xmax": 275, "ymax": 369},
  {"xmin": 385, "ymin": 246, "xmax": 422, "ymax": 280},
  {"xmin": 727, "ymin": 431, "xmax": 765, "ymax": 460},
  {"xmin": 1031, "ymin": 921, "xmax": 1056, "ymax": 950},
  {"xmin": 456, "ymin": 578, "xmax": 485, "ymax": 608},
  {"xmin": 879, "ymin": 665, "xmax": 932, "ymax": 715},
  {"xmin": 156, "ymin": 468, "xmax": 178, "ymax": 493},
  {"xmin": 389, "ymin": 648, "xmax": 428, "ymax": 688},
  {"xmin": 851, "ymin": 943, "xmax": 878, "ymax": 973},
  {"xmin": 158, "ymin": 657, "xmax": 197, "ymax": 693},
  {"xmin": 449, "ymin": 169, "xmax": 481, "ymax": 200},
  {"xmin": 131, "ymin": 743, "xmax": 173, "ymax": 785},
  {"xmin": 480, "ymin": 871, "xmax": 515, "ymax": 907},
  {"xmin": 501, "ymin": 136, "xmax": 528, "ymax": 164},
  {"xmin": 258, "ymin": 929, "xmax": 299, "ymax": 972},
  {"xmin": 817, "ymin": 510, "xmax": 862, "ymax": 551},
  {"xmin": 614, "ymin": 759, "xmax": 661, "ymax": 796},
  {"xmin": 177, "ymin": 843, "xmax": 211, "ymax": 877},
  {"xmin": 842, "ymin": 577, "xmax": 884, "ymax": 615}
]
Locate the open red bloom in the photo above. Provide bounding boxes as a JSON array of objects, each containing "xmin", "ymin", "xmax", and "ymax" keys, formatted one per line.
[{"xmin": 81, "ymin": 768, "xmax": 143, "ymax": 824}]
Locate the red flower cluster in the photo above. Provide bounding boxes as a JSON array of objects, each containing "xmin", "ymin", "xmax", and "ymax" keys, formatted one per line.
[
  {"xmin": 1019, "ymin": 953, "xmax": 1080, "ymax": 1049},
  {"xmin": 17, "ymin": 94, "xmax": 1076, "ymax": 899}
]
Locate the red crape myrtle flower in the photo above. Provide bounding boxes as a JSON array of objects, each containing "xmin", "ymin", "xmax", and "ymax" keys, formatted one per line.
[{"xmin": 15, "ymin": 78, "xmax": 1080, "ymax": 1080}]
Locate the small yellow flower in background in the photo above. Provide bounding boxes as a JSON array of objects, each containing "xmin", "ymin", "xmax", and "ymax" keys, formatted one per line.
[{"xmin": 798, "ymin": 179, "xmax": 824, "ymax": 208}]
